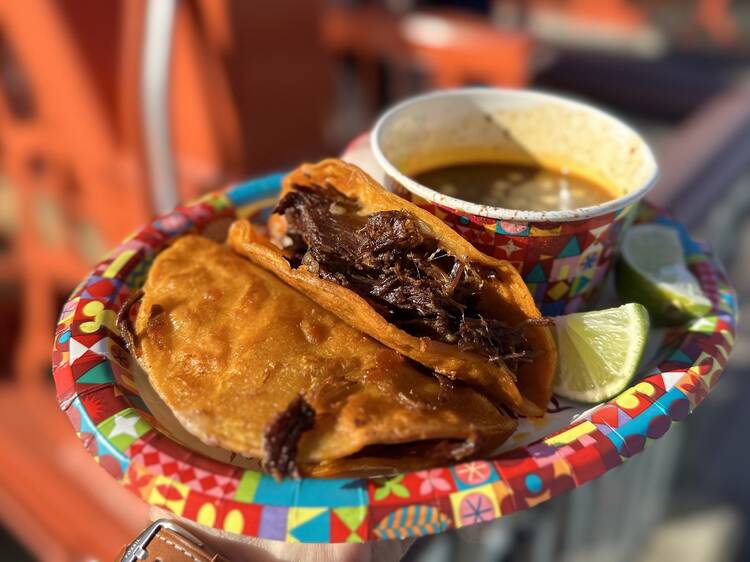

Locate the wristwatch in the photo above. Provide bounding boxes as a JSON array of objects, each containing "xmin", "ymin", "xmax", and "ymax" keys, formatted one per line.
[{"xmin": 117, "ymin": 519, "xmax": 229, "ymax": 562}]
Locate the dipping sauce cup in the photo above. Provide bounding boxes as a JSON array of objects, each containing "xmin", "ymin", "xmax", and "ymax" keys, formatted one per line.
[{"xmin": 371, "ymin": 88, "xmax": 659, "ymax": 315}]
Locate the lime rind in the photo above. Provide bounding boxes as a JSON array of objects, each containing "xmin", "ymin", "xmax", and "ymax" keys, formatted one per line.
[{"xmin": 617, "ymin": 224, "xmax": 711, "ymax": 325}]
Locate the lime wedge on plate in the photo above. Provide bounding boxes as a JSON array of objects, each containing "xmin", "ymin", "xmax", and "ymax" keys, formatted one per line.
[
  {"xmin": 616, "ymin": 223, "xmax": 710, "ymax": 325},
  {"xmin": 553, "ymin": 303, "xmax": 649, "ymax": 403}
]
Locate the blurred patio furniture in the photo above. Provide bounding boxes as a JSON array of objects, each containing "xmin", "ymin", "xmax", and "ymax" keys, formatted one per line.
[
  {"xmin": 322, "ymin": 5, "xmax": 534, "ymax": 86},
  {"xmin": 321, "ymin": 4, "xmax": 533, "ymax": 127},
  {"xmin": 0, "ymin": 0, "xmax": 246, "ymax": 559}
]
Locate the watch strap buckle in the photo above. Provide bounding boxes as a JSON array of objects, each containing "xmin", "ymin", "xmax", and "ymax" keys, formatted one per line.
[{"xmin": 121, "ymin": 519, "xmax": 203, "ymax": 562}]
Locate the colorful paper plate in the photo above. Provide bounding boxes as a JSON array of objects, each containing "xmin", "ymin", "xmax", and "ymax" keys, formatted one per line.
[{"xmin": 53, "ymin": 168, "xmax": 736, "ymax": 543}]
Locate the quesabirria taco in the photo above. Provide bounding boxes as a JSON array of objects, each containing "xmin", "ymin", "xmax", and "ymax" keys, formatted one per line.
[
  {"xmin": 119, "ymin": 234, "xmax": 516, "ymax": 478},
  {"xmin": 229, "ymin": 159, "xmax": 557, "ymax": 417}
]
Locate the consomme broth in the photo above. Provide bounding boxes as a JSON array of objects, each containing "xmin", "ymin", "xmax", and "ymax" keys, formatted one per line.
[{"xmin": 411, "ymin": 162, "xmax": 617, "ymax": 212}]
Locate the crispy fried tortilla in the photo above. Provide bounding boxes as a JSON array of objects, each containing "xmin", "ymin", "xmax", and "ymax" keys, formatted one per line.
[
  {"xmin": 120, "ymin": 234, "xmax": 516, "ymax": 478},
  {"xmin": 229, "ymin": 159, "xmax": 557, "ymax": 416}
]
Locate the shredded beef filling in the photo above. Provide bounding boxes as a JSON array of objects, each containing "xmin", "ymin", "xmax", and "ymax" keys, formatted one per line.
[{"xmin": 275, "ymin": 185, "xmax": 544, "ymax": 374}]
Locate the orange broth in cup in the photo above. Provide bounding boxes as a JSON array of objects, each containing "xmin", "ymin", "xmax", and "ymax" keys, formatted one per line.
[{"xmin": 411, "ymin": 161, "xmax": 616, "ymax": 212}]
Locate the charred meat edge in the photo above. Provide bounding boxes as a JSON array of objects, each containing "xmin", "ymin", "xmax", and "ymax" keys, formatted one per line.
[{"xmin": 263, "ymin": 394, "xmax": 316, "ymax": 480}]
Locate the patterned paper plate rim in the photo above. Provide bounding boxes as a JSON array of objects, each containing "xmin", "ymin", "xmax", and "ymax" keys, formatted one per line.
[{"xmin": 52, "ymin": 174, "xmax": 737, "ymax": 543}]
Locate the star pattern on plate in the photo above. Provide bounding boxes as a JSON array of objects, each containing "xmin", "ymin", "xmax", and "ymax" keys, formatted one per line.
[
  {"xmin": 497, "ymin": 239, "xmax": 522, "ymax": 256},
  {"xmin": 109, "ymin": 414, "xmax": 140, "ymax": 438}
]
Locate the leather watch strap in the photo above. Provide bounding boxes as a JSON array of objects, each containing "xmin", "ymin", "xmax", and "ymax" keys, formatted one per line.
[{"xmin": 117, "ymin": 519, "xmax": 230, "ymax": 562}]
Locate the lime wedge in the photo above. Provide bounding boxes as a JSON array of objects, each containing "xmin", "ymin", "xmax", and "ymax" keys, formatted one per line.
[
  {"xmin": 553, "ymin": 303, "xmax": 649, "ymax": 403},
  {"xmin": 616, "ymin": 223, "xmax": 710, "ymax": 325}
]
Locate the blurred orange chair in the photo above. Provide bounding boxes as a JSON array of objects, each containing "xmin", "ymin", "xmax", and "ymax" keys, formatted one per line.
[
  {"xmin": 321, "ymin": 5, "xmax": 533, "ymax": 109},
  {"xmin": 0, "ymin": 0, "xmax": 244, "ymax": 559}
]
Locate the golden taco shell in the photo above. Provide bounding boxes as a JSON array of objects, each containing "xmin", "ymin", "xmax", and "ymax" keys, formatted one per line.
[
  {"xmin": 229, "ymin": 159, "xmax": 557, "ymax": 416},
  {"xmin": 119, "ymin": 234, "xmax": 516, "ymax": 478}
]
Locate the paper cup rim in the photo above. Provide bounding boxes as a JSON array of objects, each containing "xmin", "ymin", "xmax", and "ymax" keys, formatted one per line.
[{"xmin": 371, "ymin": 87, "xmax": 659, "ymax": 223}]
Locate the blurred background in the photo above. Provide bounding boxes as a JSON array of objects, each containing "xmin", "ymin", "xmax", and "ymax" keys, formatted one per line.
[{"xmin": 0, "ymin": 0, "xmax": 748, "ymax": 560}]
